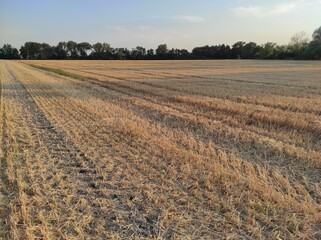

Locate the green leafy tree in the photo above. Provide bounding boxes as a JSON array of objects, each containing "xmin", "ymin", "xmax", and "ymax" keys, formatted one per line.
[
  {"xmin": 53, "ymin": 42, "xmax": 68, "ymax": 59},
  {"xmin": 242, "ymin": 42, "xmax": 260, "ymax": 59},
  {"xmin": 179, "ymin": 49, "xmax": 191, "ymax": 59},
  {"xmin": 274, "ymin": 45, "xmax": 291, "ymax": 59},
  {"xmin": 0, "ymin": 44, "xmax": 20, "ymax": 59},
  {"xmin": 39, "ymin": 43, "xmax": 53, "ymax": 59},
  {"xmin": 312, "ymin": 26, "xmax": 321, "ymax": 41},
  {"xmin": 77, "ymin": 42, "xmax": 92, "ymax": 58},
  {"xmin": 20, "ymin": 42, "xmax": 42, "ymax": 59},
  {"xmin": 136, "ymin": 46, "xmax": 146, "ymax": 59},
  {"xmin": 146, "ymin": 49, "xmax": 154, "ymax": 59},
  {"xmin": 91, "ymin": 42, "xmax": 104, "ymax": 59},
  {"xmin": 156, "ymin": 44, "xmax": 168, "ymax": 59},
  {"xmin": 168, "ymin": 48, "xmax": 178, "ymax": 59},
  {"xmin": 131, "ymin": 46, "xmax": 146, "ymax": 59},
  {"xmin": 67, "ymin": 41, "xmax": 78, "ymax": 58},
  {"xmin": 101, "ymin": 43, "xmax": 113, "ymax": 59},
  {"xmin": 258, "ymin": 42, "xmax": 277, "ymax": 59},
  {"xmin": 303, "ymin": 26, "xmax": 321, "ymax": 60},
  {"xmin": 304, "ymin": 40, "xmax": 321, "ymax": 59},
  {"xmin": 90, "ymin": 42, "xmax": 113, "ymax": 59},
  {"xmin": 113, "ymin": 48, "xmax": 130, "ymax": 60},
  {"xmin": 231, "ymin": 41, "xmax": 245, "ymax": 59}
]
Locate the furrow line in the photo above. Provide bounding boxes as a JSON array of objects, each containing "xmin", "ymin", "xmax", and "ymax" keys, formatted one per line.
[{"xmin": 39, "ymin": 64, "xmax": 321, "ymax": 149}]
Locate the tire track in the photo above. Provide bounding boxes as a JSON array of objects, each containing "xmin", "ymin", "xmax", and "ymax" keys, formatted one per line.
[
  {"xmin": 1, "ymin": 63, "xmax": 114, "ymax": 238},
  {"xmin": 39, "ymin": 62, "xmax": 321, "ymax": 115},
  {"xmin": 44, "ymin": 66, "xmax": 321, "ymax": 162},
  {"xmin": 10, "ymin": 60, "xmax": 321, "ymax": 239},
  {"xmin": 0, "ymin": 63, "xmax": 12, "ymax": 238},
  {"xmin": 8, "ymin": 62, "xmax": 177, "ymax": 238},
  {"xmin": 18, "ymin": 62, "xmax": 321, "ymax": 200},
  {"xmin": 42, "ymin": 64, "xmax": 321, "ymax": 146}
]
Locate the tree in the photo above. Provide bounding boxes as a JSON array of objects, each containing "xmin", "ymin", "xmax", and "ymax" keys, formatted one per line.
[
  {"xmin": 303, "ymin": 26, "xmax": 321, "ymax": 60},
  {"xmin": 242, "ymin": 42, "xmax": 260, "ymax": 59},
  {"xmin": 167, "ymin": 48, "xmax": 179, "ymax": 59},
  {"xmin": 215, "ymin": 44, "xmax": 231, "ymax": 59},
  {"xmin": 312, "ymin": 26, "xmax": 321, "ymax": 41},
  {"xmin": 290, "ymin": 31, "xmax": 309, "ymax": 47},
  {"xmin": 289, "ymin": 31, "xmax": 309, "ymax": 58},
  {"xmin": 92, "ymin": 42, "xmax": 103, "ymax": 53},
  {"xmin": 39, "ymin": 43, "xmax": 53, "ymax": 59},
  {"xmin": 0, "ymin": 44, "xmax": 20, "ymax": 59},
  {"xmin": 166, "ymin": 48, "xmax": 191, "ymax": 59},
  {"xmin": 304, "ymin": 40, "xmax": 321, "ymax": 59},
  {"xmin": 192, "ymin": 45, "xmax": 230, "ymax": 59},
  {"xmin": 257, "ymin": 42, "xmax": 277, "ymax": 59},
  {"xmin": 91, "ymin": 42, "xmax": 104, "ymax": 59},
  {"xmin": 19, "ymin": 42, "xmax": 42, "ymax": 59},
  {"xmin": 112, "ymin": 48, "xmax": 130, "ymax": 60},
  {"xmin": 274, "ymin": 45, "xmax": 291, "ymax": 59},
  {"xmin": 77, "ymin": 42, "xmax": 91, "ymax": 58},
  {"xmin": 131, "ymin": 46, "xmax": 146, "ymax": 60},
  {"xmin": 54, "ymin": 42, "xmax": 68, "ymax": 59},
  {"xmin": 90, "ymin": 43, "xmax": 113, "ymax": 59},
  {"xmin": 192, "ymin": 46, "xmax": 208, "ymax": 59},
  {"xmin": 136, "ymin": 46, "xmax": 146, "ymax": 59},
  {"xmin": 147, "ymin": 49, "xmax": 154, "ymax": 59},
  {"xmin": 231, "ymin": 41, "xmax": 246, "ymax": 59},
  {"xmin": 101, "ymin": 43, "xmax": 113, "ymax": 59},
  {"xmin": 67, "ymin": 41, "xmax": 78, "ymax": 58},
  {"xmin": 178, "ymin": 49, "xmax": 191, "ymax": 59},
  {"xmin": 156, "ymin": 44, "xmax": 168, "ymax": 59}
]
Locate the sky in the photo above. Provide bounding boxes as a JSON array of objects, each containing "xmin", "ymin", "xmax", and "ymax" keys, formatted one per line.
[{"xmin": 1, "ymin": 0, "xmax": 321, "ymax": 50}]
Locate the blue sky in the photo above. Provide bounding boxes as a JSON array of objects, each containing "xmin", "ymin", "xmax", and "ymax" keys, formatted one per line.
[{"xmin": 1, "ymin": 0, "xmax": 321, "ymax": 50}]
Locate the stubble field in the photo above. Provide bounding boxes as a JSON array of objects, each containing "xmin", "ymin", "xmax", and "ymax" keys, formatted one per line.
[{"xmin": 0, "ymin": 59, "xmax": 321, "ymax": 239}]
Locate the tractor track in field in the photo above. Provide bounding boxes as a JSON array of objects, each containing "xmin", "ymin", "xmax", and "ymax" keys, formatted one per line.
[
  {"xmin": 72, "ymin": 65, "xmax": 321, "ymax": 90},
  {"xmin": 0, "ymin": 63, "xmax": 11, "ymax": 237},
  {"xmin": 4, "ymin": 64, "xmax": 94, "ymax": 181},
  {"xmin": 29, "ymin": 63, "xmax": 321, "ymax": 163},
  {"xmin": 64, "ymin": 66, "xmax": 321, "ymax": 116},
  {"xmin": 94, "ymin": 66, "xmax": 319, "ymax": 90},
  {"xmin": 6, "ymin": 61, "xmax": 198, "ymax": 238},
  {"xmin": 50, "ymin": 65, "xmax": 321, "ymax": 145},
  {"xmin": 23, "ymin": 62, "xmax": 321, "ymax": 200},
  {"xmin": 0, "ymin": 63, "xmax": 129, "ymax": 238},
  {"xmin": 37, "ymin": 63, "xmax": 321, "ymax": 114}
]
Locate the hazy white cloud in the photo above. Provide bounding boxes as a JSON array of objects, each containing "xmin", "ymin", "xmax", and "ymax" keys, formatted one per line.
[
  {"xmin": 234, "ymin": 6, "xmax": 263, "ymax": 16},
  {"xmin": 233, "ymin": 0, "xmax": 320, "ymax": 17},
  {"xmin": 270, "ymin": 2, "xmax": 301, "ymax": 15},
  {"xmin": 172, "ymin": 15, "xmax": 205, "ymax": 23}
]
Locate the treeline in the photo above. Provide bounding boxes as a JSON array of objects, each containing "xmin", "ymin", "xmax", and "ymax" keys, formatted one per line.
[{"xmin": 1, "ymin": 26, "xmax": 321, "ymax": 60}]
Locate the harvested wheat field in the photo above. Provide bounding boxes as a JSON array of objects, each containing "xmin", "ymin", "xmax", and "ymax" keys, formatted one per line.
[{"xmin": 0, "ymin": 59, "xmax": 321, "ymax": 239}]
